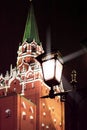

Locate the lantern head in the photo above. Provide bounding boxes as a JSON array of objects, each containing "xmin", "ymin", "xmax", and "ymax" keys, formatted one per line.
[{"xmin": 37, "ymin": 51, "xmax": 63, "ymax": 87}]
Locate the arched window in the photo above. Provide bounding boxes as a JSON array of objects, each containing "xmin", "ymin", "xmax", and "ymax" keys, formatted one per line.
[{"xmin": 31, "ymin": 43, "xmax": 37, "ymax": 53}]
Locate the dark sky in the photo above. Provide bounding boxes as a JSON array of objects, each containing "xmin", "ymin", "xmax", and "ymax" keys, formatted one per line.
[{"xmin": 0, "ymin": 0, "xmax": 87, "ymax": 88}]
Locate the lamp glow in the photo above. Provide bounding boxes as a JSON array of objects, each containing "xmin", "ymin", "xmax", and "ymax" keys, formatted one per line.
[
  {"xmin": 56, "ymin": 60, "xmax": 63, "ymax": 83},
  {"xmin": 37, "ymin": 51, "xmax": 63, "ymax": 87},
  {"xmin": 42, "ymin": 59, "xmax": 55, "ymax": 81}
]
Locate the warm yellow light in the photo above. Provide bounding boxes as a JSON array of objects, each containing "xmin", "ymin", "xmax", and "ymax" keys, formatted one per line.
[{"xmin": 42, "ymin": 59, "xmax": 55, "ymax": 81}]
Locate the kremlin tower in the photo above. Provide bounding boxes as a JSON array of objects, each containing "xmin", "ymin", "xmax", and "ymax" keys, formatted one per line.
[{"xmin": 0, "ymin": 1, "xmax": 65, "ymax": 130}]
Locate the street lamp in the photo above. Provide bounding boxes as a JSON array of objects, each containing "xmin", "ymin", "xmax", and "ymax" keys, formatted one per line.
[{"xmin": 37, "ymin": 51, "xmax": 63, "ymax": 92}]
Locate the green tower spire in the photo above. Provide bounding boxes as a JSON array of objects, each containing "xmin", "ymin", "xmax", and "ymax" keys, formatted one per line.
[{"xmin": 22, "ymin": 3, "xmax": 40, "ymax": 45}]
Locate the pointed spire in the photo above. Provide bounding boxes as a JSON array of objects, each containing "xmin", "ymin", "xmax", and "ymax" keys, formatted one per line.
[{"xmin": 22, "ymin": 2, "xmax": 40, "ymax": 45}]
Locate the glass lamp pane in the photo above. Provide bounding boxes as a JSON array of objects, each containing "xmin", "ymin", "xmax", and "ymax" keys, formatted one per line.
[
  {"xmin": 42, "ymin": 59, "xmax": 55, "ymax": 81},
  {"xmin": 56, "ymin": 60, "xmax": 63, "ymax": 83}
]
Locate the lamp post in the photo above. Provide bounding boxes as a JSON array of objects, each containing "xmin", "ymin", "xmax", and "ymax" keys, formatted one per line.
[
  {"xmin": 37, "ymin": 51, "xmax": 64, "ymax": 130},
  {"xmin": 37, "ymin": 51, "xmax": 63, "ymax": 98}
]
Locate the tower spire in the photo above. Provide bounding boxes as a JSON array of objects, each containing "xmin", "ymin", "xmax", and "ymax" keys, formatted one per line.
[{"xmin": 22, "ymin": 2, "xmax": 40, "ymax": 44}]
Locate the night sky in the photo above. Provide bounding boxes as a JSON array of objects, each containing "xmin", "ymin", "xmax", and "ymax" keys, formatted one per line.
[{"xmin": 0, "ymin": 0, "xmax": 87, "ymax": 88}]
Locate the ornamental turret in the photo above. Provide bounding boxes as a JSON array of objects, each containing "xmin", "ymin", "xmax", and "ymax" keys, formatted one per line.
[
  {"xmin": 17, "ymin": 3, "xmax": 44, "ymax": 67},
  {"xmin": 16, "ymin": 2, "xmax": 44, "ymax": 94}
]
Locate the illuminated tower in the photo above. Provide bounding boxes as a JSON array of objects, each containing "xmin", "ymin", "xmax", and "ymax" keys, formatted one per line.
[{"xmin": 0, "ymin": 1, "xmax": 65, "ymax": 130}]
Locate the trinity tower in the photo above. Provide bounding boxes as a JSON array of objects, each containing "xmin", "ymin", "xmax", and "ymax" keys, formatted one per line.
[{"xmin": 0, "ymin": 2, "xmax": 65, "ymax": 130}]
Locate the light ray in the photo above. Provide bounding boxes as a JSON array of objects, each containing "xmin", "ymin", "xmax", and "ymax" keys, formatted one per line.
[
  {"xmin": 63, "ymin": 48, "xmax": 87, "ymax": 63},
  {"xmin": 46, "ymin": 27, "xmax": 51, "ymax": 53}
]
